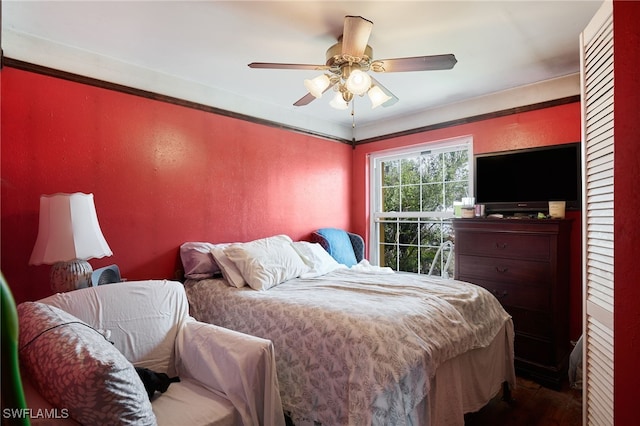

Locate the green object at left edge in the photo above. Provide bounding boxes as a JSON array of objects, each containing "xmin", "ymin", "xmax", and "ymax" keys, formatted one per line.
[{"xmin": 1, "ymin": 272, "xmax": 31, "ymax": 426}]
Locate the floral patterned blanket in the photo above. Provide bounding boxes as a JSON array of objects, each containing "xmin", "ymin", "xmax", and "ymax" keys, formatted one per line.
[{"xmin": 184, "ymin": 268, "xmax": 511, "ymax": 426}]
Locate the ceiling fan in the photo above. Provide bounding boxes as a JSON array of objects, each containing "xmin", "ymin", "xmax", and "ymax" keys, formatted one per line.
[{"xmin": 248, "ymin": 15, "xmax": 457, "ymax": 110}]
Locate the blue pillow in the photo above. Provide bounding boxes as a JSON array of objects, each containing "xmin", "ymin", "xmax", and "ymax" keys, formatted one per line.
[{"xmin": 316, "ymin": 228, "xmax": 358, "ymax": 267}]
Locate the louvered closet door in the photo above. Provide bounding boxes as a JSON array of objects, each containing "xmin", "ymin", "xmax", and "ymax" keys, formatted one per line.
[{"xmin": 580, "ymin": 0, "xmax": 614, "ymax": 425}]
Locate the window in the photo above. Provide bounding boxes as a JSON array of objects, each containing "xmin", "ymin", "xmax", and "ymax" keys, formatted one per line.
[{"xmin": 369, "ymin": 136, "xmax": 472, "ymax": 276}]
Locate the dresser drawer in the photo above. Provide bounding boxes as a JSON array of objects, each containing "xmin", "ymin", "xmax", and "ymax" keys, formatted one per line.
[
  {"xmin": 456, "ymin": 231, "xmax": 551, "ymax": 261},
  {"xmin": 515, "ymin": 333, "xmax": 554, "ymax": 366},
  {"xmin": 508, "ymin": 306, "xmax": 553, "ymax": 338},
  {"xmin": 457, "ymin": 254, "xmax": 552, "ymax": 286},
  {"xmin": 462, "ymin": 278, "xmax": 550, "ymax": 311}
]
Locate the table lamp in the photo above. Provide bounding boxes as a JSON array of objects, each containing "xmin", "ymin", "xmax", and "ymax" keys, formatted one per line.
[{"xmin": 29, "ymin": 193, "xmax": 113, "ymax": 293}]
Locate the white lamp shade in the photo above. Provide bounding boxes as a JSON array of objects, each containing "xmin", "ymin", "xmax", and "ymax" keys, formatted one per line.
[
  {"xmin": 368, "ymin": 85, "xmax": 393, "ymax": 109},
  {"xmin": 329, "ymin": 92, "xmax": 349, "ymax": 110},
  {"xmin": 29, "ymin": 193, "xmax": 113, "ymax": 265},
  {"xmin": 345, "ymin": 69, "xmax": 372, "ymax": 95},
  {"xmin": 304, "ymin": 74, "xmax": 330, "ymax": 98}
]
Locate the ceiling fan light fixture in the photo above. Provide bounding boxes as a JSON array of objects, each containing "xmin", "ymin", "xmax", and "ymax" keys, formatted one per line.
[
  {"xmin": 345, "ymin": 69, "xmax": 372, "ymax": 96},
  {"xmin": 251, "ymin": 16, "xmax": 457, "ymax": 111},
  {"xmin": 304, "ymin": 74, "xmax": 331, "ymax": 98},
  {"xmin": 368, "ymin": 85, "xmax": 392, "ymax": 109},
  {"xmin": 330, "ymin": 92, "xmax": 349, "ymax": 110}
]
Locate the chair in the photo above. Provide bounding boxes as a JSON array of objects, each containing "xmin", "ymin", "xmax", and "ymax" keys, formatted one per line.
[
  {"xmin": 17, "ymin": 280, "xmax": 286, "ymax": 426},
  {"xmin": 427, "ymin": 241, "xmax": 455, "ymax": 278},
  {"xmin": 311, "ymin": 228, "xmax": 365, "ymax": 267}
]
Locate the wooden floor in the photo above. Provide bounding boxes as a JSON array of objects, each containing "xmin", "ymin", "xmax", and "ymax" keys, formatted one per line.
[{"xmin": 464, "ymin": 376, "xmax": 583, "ymax": 426}]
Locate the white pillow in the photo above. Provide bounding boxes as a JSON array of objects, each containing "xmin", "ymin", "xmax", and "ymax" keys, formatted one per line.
[
  {"xmin": 223, "ymin": 235, "xmax": 309, "ymax": 290},
  {"xmin": 293, "ymin": 241, "xmax": 344, "ymax": 278},
  {"xmin": 210, "ymin": 246, "xmax": 247, "ymax": 288}
]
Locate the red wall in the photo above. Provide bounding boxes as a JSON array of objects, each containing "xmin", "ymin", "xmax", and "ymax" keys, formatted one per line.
[
  {"xmin": 1, "ymin": 67, "xmax": 353, "ymax": 304},
  {"xmin": 613, "ymin": 0, "xmax": 640, "ymax": 422},
  {"xmin": 1, "ymin": 66, "xmax": 587, "ymax": 340},
  {"xmin": 351, "ymin": 103, "xmax": 584, "ymax": 340}
]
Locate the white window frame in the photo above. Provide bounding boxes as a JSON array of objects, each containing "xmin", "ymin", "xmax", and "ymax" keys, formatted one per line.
[{"xmin": 368, "ymin": 136, "xmax": 473, "ymax": 267}]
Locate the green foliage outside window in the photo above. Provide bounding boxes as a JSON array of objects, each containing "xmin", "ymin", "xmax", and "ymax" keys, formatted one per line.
[{"xmin": 377, "ymin": 148, "xmax": 469, "ymax": 275}]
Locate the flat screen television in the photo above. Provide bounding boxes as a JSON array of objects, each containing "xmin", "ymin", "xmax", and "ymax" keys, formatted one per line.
[{"xmin": 474, "ymin": 143, "xmax": 581, "ymax": 214}]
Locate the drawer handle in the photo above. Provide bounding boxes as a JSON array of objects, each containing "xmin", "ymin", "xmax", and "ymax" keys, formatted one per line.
[
  {"xmin": 495, "ymin": 266, "xmax": 509, "ymax": 273},
  {"xmin": 495, "ymin": 242, "xmax": 508, "ymax": 249}
]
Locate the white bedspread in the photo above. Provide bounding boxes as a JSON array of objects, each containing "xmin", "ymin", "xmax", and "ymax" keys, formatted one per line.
[{"xmin": 185, "ymin": 268, "xmax": 512, "ymax": 426}]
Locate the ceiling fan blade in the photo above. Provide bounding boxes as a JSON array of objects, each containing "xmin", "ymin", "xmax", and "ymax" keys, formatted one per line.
[
  {"xmin": 293, "ymin": 82, "xmax": 336, "ymax": 107},
  {"xmin": 373, "ymin": 54, "xmax": 458, "ymax": 73},
  {"xmin": 293, "ymin": 92, "xmax": 317, "ymax": 107},
  {"xmin": 341, "ymin": 16, "xmax": 373, "ymax": 57},
  {"xmin": 370, "ymin": 77, "xmax": 399, "ymax": 108},
  {"xmin": 248, "ymin": 62, "xmax": 329, "ymax": 71}
]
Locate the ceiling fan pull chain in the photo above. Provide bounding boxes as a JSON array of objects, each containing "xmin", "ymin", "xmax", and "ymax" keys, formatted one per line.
[{"xmin": 351, "ymin": 100, "xmax": 356, "ymax": 128}]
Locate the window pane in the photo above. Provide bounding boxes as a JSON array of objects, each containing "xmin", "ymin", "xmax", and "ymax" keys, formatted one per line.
[
  {"xmin": 401, "ymin": 185, "xmax": 420, "ymax": 212},
  {"xmin": 401, "ymin": 158, "xmax": 421, "ymax": 185},
  {"xmin": 420, "ymin": 247, "xmax": 438, "ymax": 274},
  {"xmin": 444, "ymin": 181, "xmax": 468, "ymax": 211},
  {"xmin": 380, "ymin": 221, "xmax": 397, "ymax": 244},
  {"xmin": 444, "ymin": 150, "xmax": 469, "ymax": 181},
  {"xmin": 425, "ymin": 245, "xmax": 455, "ymax": 277},
  {"xmin": 380, "ymin": 245, "xmax": 394, "ymax": 268},
  {"xmin": 399, "ymin": 245, "xmax": 419, "ymax": 273},
  {"xmin": 419, "ymin": 221, "xmax": 443, "ymax": 246},
  {"xmin": 382, "ymin": 160, "xmax": 400, "ymax": 186},
  {"xmin": 399, "ymin": 221, "xmax": 419, "ymax": 245},
  {"xmin": 421, "ymin": 153, "xmax": 444, "ymax": 184},
  {"xmin": 421, "ymin": 184, "xmax": 444, "ymax": 212},
  {"xmin": 382, "ymin": 187, "xmax": 400, "ymax": 212}
]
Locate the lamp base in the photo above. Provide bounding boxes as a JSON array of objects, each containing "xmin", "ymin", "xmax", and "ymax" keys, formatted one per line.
[{"xmin": 50, "ymin": 260, "xmax": 93, "ymax": 293}]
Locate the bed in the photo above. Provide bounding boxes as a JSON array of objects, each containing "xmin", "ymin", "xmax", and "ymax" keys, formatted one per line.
[{"xmin": 180, "ymin": 235, "xmax": 515, "ymax": 426}]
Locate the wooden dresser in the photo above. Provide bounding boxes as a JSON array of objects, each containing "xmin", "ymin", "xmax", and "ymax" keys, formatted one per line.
[{"xmin": 452, "ymin": 218, "xmax": 572, "ymax": 388}]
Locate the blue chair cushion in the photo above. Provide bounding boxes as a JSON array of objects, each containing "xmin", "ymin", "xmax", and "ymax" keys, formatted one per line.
[{"xmin": 315, "ymin": 228, "xmax": 359, "ymax": 267}]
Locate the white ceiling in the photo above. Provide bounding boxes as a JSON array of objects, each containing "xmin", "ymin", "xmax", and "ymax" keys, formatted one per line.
[{"xmin": 2, "ymin": 1, "xmax": 602, "ymax": 142}]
